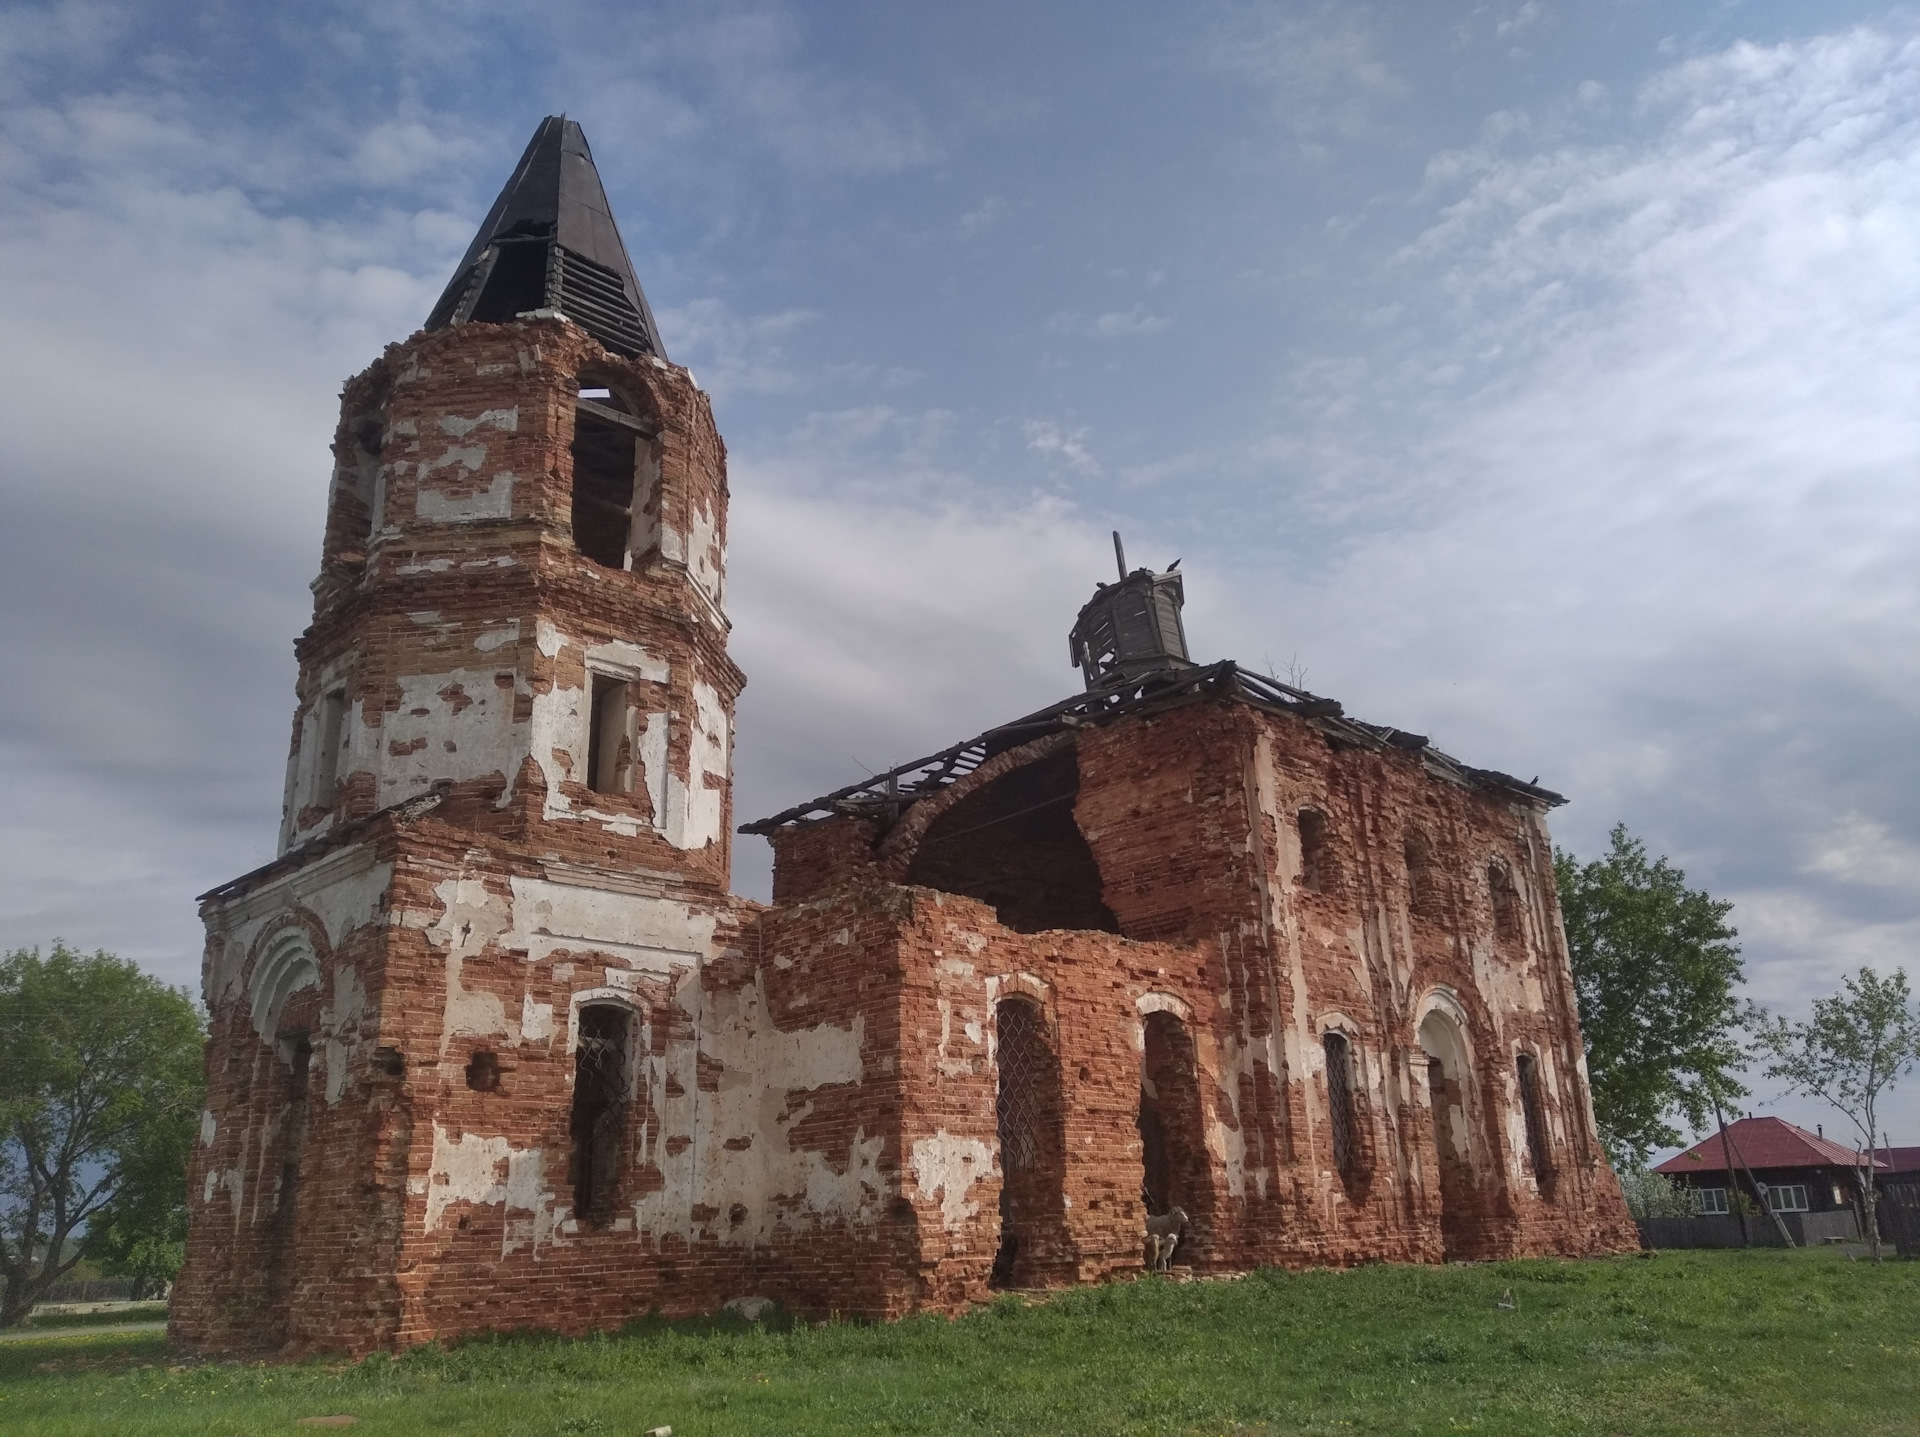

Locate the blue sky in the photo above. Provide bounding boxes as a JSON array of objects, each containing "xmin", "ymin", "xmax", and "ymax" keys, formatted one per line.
[{"xmin": 3, "ymin": 0, "xmax": 1917, "ymax": 1150}]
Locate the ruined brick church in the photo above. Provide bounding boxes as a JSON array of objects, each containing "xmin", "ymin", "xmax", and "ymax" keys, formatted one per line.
[{"xmin": 172, "ymin": 118, "xmax": 1636, "ymax": 1355}]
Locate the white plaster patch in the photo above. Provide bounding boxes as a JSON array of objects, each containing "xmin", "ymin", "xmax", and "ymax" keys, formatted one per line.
[
  {"xmin": 663, "ymin": 679, "xmax": 728, "ymax": 850},
  {"xmin": 425, "ymin": 1123, "xmax": 549, "ymax": 1235},
  {"xmin": 522, "ymin": 992, "xmax": 556, "ymax": 1044},
  {"xmin": 417, "ymin": 471, "xmax": 512, "ymax": 522},
  {"xmin": 437, "ymin": 407, "xmax": 518, "ymax": 437},
  {"xmin": 508, "ymin": 875, "xmax": 717, "ymax": 972},
  {"xmin": 429, "ymin": 878, "xmax": 515, "ymax": 1050},
  {"xmin": 474, "ymin": 623, "xmax": 519, "ymax": 652},
  {"xmin": 199, "ymin": 1110, "xmax": 217, "ymax": 1144},
  {"xmin": 910, "ymin": 1132, "xmax": 994, "ymax": 1232},
  {"xmin": 585, "ymin": 639, "xmax": 670, "ymax": 685}
]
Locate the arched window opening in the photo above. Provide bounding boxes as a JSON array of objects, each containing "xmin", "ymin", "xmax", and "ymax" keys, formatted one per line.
[
  {"xmin": 1138, "ymin": 1011, "xmax": 1209, "ymax": 1266},
  {"xmin": 1418, "ymin": 1008, "xmax": 1480, "ymax": 1260},
  {"xmin": 1488, "ymin": 864, "xmax": 1522, "ymax": 944},
  {"xmin": 1515, "ymin": 1053, "xmax": 1556, "ymax": 1196},
  {"xmin": 1323, "ymin": 1031, "xmax": 1364, "ymax": 1187},
  {"xmin": 992, "ymin": 998, "xmax": 1066, "ymax": 1288},
  {"xmin": 1297, "ymin": 808, "xmax": 1334, "ymax": 894},
  {"xmin": 1405, "ymin": 832, "xmax": 1441, "ymax": 920},
  {"xmin": 906, "ymin": 748, "xmax": 1118, "ymax": 935},
  {"xmin": 571, "ymin": 372, "xmax": 642, "ymax": 569},
  {"xmin": 569, "ymin": 1005, "xmax": 630, "ymax": 1224}
]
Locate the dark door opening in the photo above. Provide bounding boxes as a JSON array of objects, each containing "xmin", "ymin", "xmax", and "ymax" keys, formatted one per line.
[{"xmin": 1138, "ymin": 1011, "xmax": 1208, "ymax": 1265}]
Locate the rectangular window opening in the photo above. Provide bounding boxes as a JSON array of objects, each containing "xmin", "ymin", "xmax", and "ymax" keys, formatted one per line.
[
  {"xmin": 1324, "ymin": 1032, "xmax": 1358, "ymax": 1178},
  {"xmin": 1696, "ymin": 1186, "xmax": 1729, "ymax": 1215},
  {"xmin": 569, "ymin": 1006, "xmax": 630, "ymax": 1225},
  {"xmin": 314, "ymin": 689, "xmax": 347, "ymax": 807},
  {"xmin": 1515, "ymin": 1054, "xmax": 1555, "ymax": 1193},
  {"xmin": 1766, "ymin": 1184, "xmax": 1809, "ymax": 1213},
  {"xmin": 587, "ymin": 676, "xmax": 630, "ymax": 794},
  {"xmin": 571, "ymin": 408, "xmax": 636, "ymax": 569}
]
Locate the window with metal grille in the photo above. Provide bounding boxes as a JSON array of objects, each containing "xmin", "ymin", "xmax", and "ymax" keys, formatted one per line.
[
  {"xmin": 1696, "ymin": 1185, "xmax": 1729, "ymax": 1215},
  {"xmin": 1323, "ymin": 1031, "xmax": 1358, "ymax": 1178},
  {"xmin": 1515, "ymin": 1053, "xmax": 1555, "ymax": 1191},
  {"xmin": 569, "ymin": 1005, "xmax": 629, "ymax": 1224},
  {"xmin": 996, "ymin": 1000, "xmax": 1050, "ymax": 1171}
]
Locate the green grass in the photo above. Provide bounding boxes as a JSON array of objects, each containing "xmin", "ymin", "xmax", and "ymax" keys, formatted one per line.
[
  {"xmin": 2, "ymin": 1249, "xmax": 1915, "ymax": 1435},
  {"xmin": 22, "ymin": 1304, "xmax": 170, "ymax": 1330}
]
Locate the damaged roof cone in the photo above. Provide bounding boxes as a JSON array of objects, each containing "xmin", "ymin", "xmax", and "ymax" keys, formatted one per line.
[{"xmin": 1068, "ymin": 530, "xmax": 1194, "ymax": 690}]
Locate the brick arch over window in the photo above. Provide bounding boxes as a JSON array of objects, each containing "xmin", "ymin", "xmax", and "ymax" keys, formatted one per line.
[
  {"xmin": 1416, "ymin": 1000, "xmax": 1482, "ymax": 1260},
  {"xmin": 247, "ymin": 917, "xmax": 326, "ymax": 1043},
  {"xmin": 903, "ymin": 743, "xmax": 1117, "ymax": 935}
]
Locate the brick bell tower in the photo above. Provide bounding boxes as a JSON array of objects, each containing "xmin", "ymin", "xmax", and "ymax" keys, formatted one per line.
[{"xmin": 174, "ymin": 118, "xmax": 751, "ymax": 1353}]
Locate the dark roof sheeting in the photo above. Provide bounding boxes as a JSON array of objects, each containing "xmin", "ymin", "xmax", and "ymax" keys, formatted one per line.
[
  {"xmin": 740, "ymin": 660, "xmax": 1564, "ymax": 835},
  {"xmin": 425, "ymin": 116, "xmax": 666, "ymax": 360}
]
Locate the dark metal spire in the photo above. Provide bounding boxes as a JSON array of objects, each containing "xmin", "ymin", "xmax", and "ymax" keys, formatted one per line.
[{"xmin": 424, "ymin": 116, "xmax": 666, "ymax": 360}]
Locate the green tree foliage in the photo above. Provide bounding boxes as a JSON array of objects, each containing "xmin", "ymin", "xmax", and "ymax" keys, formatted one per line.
[
  {"xmin": 1750, "ymin": 966, "xmax": 1920, "ymax": 1265},
  {"xmin": 0, "ymin": 943, "xmax": 204, "ymax": 1324},
  {"xmin": 1554, "ymin": 825, "xmax": 1746, "ymax": 1168}
]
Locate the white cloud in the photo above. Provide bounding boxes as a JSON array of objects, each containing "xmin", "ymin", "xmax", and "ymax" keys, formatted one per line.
[
  {"xmin": 1023, "ymin": 419, "xmax": 1100, "ymax": 475},
  {"xmin": 654, "ymin": 298, "xmax": 815, "ymax": 398}
]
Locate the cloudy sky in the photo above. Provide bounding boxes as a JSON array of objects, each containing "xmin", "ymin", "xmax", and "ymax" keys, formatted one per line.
[{"xmin": 3, "ymin": 0, "xmax": 1916, "ymax": 1148}]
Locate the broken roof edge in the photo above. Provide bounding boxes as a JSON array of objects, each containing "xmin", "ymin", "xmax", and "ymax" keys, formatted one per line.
[{"xmin": 739, "ymin": 660, "xmax": 1564, "ymax": 836}]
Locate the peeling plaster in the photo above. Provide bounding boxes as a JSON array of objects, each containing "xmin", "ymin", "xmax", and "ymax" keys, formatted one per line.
[{"xmin": 911, "ymin": 1132, "xmax": 994, "ymax": 1232}]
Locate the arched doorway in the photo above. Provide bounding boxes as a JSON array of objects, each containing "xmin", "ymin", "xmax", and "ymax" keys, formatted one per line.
[
  {"xmin": 992, "ymin": 997, "xmax": 1066, "ymax": 1287},
  {"xmin": 1137, "ymin": 1010, "xmax": 1208, "ymax": 1267},
  {"xmin": 1417, "ymin": 1006, "xmax": 1478, "ymax": 1259}
]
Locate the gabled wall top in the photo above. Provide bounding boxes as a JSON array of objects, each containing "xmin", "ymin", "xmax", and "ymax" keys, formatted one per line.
[{"xmin": 424, "ymin": 116, "xmax": 667, "ymax": 360}]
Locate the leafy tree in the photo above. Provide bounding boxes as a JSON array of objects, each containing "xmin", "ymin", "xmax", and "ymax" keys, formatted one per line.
[
  {"xmin": 1554, "ymin": 825, "xmax": 1746, "ymax": 1168},
  {"xmin": 0, "ymin": 943, "xmax": 204, "ymax": 1325},
  {"xmin": 1749, "ymin": 966, "xmax": 1920, "ymax": 1265}
]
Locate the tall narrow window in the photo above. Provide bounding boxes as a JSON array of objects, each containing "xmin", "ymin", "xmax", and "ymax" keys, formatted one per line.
[
  {"xmin": 1515, "ymin": 1053, "xmax": 1555, "ymax": 1193},
  {"xmin": 1323, "ymin": 1031, "xmax": 1358, "ymax": 1179},
  {"xmin": 1489, "ymin": 864, "xmax": 1521, "ymax": 943},
  {"xmin": 1297, "ymin": 808, "xmax": 1332, "ymax": 893},
  {"xmin": 569, "ymin": 1005, "xmax": 629, "ymax": 1224},
  {"xmin": 1405, "ymin": 832, "xmax": 1440, "ymax": 919},
  {"xmin": 571, "ymin": 381, "xmax": 638, "ymax": 568},
  {"xmin": 313, "ymin": 689, "xmax": 347, "ymax": 807},
  {"xmin": 587, "ymin": 676, "xmax": 629, "ymax": 794}
]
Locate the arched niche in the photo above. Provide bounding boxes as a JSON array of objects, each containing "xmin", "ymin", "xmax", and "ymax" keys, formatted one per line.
[{"xmin": 248, "ymin": 922, "xmax": 323, "ymax": 1043}]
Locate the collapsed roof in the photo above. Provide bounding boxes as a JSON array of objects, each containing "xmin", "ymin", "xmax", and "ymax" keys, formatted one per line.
[{"xmin": 740, "ymin": 660, "xmax": 1565, "ymax": 836}]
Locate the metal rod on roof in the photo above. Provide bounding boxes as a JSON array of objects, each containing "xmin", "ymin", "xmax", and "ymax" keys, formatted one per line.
[{"xmin": 1113, "ymin": 530, "xmax": 1127, "ymax": 581}]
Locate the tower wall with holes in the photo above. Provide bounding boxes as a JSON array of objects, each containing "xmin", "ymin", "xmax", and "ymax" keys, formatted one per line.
[
  {"xmin": 281, "ymin": 317, "xmax": 740, "ymax": 886},
  {"xmin": 173, "ymin": 315, "xmax": 802, "ymax": 1355}
]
